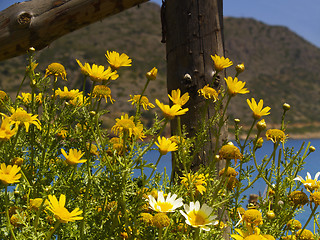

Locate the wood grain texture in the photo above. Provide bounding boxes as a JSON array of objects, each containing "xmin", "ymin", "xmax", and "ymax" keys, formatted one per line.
[
  {"xmin": 0, "ymin": 0, "xmax": 148, "ymax": 61},
  {"xmin": 165, "ymin": 0, "xmax": 226, "ymax": 167}
]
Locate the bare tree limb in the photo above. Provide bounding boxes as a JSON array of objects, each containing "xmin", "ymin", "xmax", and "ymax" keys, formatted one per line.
[{"xmin": 0, "ymin": 0, "xmax": 148, "ymax": 61}]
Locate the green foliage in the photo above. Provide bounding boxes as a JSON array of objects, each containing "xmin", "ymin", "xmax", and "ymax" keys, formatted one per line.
[{"xmin": 0, "ymin": 47, "xmax": 319, "ymax": 240}]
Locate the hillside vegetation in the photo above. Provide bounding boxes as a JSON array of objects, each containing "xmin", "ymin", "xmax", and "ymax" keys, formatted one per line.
[{"xmin": 1, "ymin": 2, "xmax": 320, "ymax": 134}]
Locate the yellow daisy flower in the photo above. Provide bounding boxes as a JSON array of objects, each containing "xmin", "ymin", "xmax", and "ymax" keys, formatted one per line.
[
  {"xmin": 69, "ymin": 94, "xmax": 88, "ymax": 107},
  {"xmin": 29, "ymin": 198, "xmax": 49, "ymax": 211},
  {"xmin": 286, "ymin": 219, "xmax": 302, "ymax": 230},
  {"xmin": 219, "ymin": 167, "xmax": 238, "ymax": 177},
  {"xmin": 76, "ymin": 59, "xmax": 91, "ymax": 75},
  {"xmin": 152, "ymin": 213, "xmax": 170, "ymax": 228},
  {"xmin": 225, "ymin": 76, "xmax": 249, "ymax": 96},
  {"xmin": 294, "ymin": 172, "xmax": 320, "ymax": 192},
  {"xmin": 155, "ymin": 136, "xmax": 178, "ymax": 155},
  {"xmin": 297, "ymin": 229, "xmax": 314, "ymax": 240},
  {"xmin": 211, "ymin": 54, "xmax": 233, "ymax": 72},
  {"xmin": 35, "ymin": 93, "xmax": 43, "ymax": 104},
  {"xmin": 18, "ymin": 92, "xmax": 32, "ymax": 104},
  {"xmin": 247, "ymin": 98, "xmax": 271, "ymax": 120},
  {"xmin": 310, "ymin": 191, "xmax": 320, "ymax": 205},
  {"xmin": 288, "ymin": 190, "xmax": 309, "ymax": 206},
  {"xmin": 219, "ymin": 143, "xmax": 242, "ymax": 163},
  {"xmin": 55, "ymin": 87, "xmax": 81, "ymax": 101},
  {"xmin": 180, "ymin": 201, "xmax": 217, "ymax": 231},
  {"xmin": 155, "ymin": 99, "xmax": 188, "ymax": 120},
  {"xmin": 7, "ymin": 107, "xmax": 41, "ymax": 132},
  {"xmin": 0, "ymin": 163, "xmax": 21, "ymax": 185},
  {"xmin": 61, "ymin": 149, "xmax": 87, "ymax": 165},
  {"xmin": 231, "ymin": 225, "xmax": 266, "ymax": 240},
  {"xmin": 0, "ymin": 117, "xmax": 18, "ymax": 141},
  {"xmin": 86, "ymin": 143, "xmax": 99, "ymax": 156},
  {"xmin": 45, "ymin": 63, "xmax": 67, "ymax": 80},
  {"xmin": 132, "ymin": 121, "xmax": 146, "ymax": 141},
  {"xmin": 92, "ymin": 85, "xmax": 114, "ymax": 103},
  {"xmin": 18, "ymin": 92, "xmax": 42, "ymax": 105},
  {"xmin": 146, "ymin": 67, "xmax": 158, "ymax": 80},
  {"xmin": 168, "ymin": 89, "xmax": 189, "ymax": 106},
  {"xmin": 111, "ymin": 114, "xmax": 136, "ymax": 137},
  {"xmin": 266, "ymin": 129, "xmax": 287, "ymax": 143},
  {"xmin": 180, "ymin": 172, "xmax": 207, "ymax": 195},
  {"xmin": 105, "ymin": 50, "xmax": 132, "ymax": 70},
  {"xmin": 47, "ymin": 194, "xmax": 83, "ymax": 223},
  {"xmin": 85, "ymin": 63, "xmax": 118, "ymax": 82},
  {"xmin": 128, "ymin": 95, "xmax": 155, "ymax": 110},
  {"xmin": 109, "ymin": 137, "xmax": 124, "ymax": 154},
  {"xmin": 198, "ymin": 85, "xmax": 219, "ymax": 101},
  {"xmin": 243, "ymin": 209, "xmax": 263, "ymax": 226},
  {"xmin": 0, "ymin": 90, "xmax": 9, "ymax": 107},
  {"xmin": 148, "ymin": 191, "xmax": 183, "ymax": 213}
]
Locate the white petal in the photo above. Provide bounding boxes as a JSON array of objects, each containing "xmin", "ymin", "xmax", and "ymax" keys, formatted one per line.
[
  {"xmin": 180, "ymin": 210, "xmax": 189, "ymax": 220},
  {"xmin": 166, "ymin": 192, "xmax": 173, "ymax": 201},
  {"xmin": 293, "ymin": 176, "xmax": 303, "ymax": 182},
  {"xmin": 184, "ymin": 203, "xmax": 190, "ymax": 213},
  {"xmin": 194, "ymin": 201, "xmax": 200, "ymax": 211},
  {"xmin": 158, "ymin": 191, "xmax": 165, "ymax": 202},
  {"xmin": 201, "ymin": 226, "xmax": 211, "ymax": 231},
  {"xmin": 307, "ymin": 172, "xmax": 312, "ymax": 180},
  {"xmin": 201, "ymin": 203, "xmax": 213, "ymax": 216},
  {"xmin": 315, "ymin": 172, "xmax": 320, "ymax": 181}
]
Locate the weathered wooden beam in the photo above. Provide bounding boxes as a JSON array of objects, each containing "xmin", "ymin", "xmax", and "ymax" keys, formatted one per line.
[{"xmin": 0, "ymin": 0, "xmax": 148, "ymax": 61}]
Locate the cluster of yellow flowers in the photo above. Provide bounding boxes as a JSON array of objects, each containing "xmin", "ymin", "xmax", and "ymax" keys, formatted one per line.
[{"xmin": 0, "ymin": 49, "xmax": 317, "ymax": 239}]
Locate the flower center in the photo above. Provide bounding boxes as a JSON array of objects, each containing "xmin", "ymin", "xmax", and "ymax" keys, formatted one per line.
[
  {"xmin": 155, "ymin": 202, "xmax": 173, "ymax": 212},
  {"xmin": 11, "ymin": 112, "xmax": 32, "ymax": 123},
  {"xmin": 55, "ymin": 207, "xmax": 72, "ymax": 223},
  {"xmin": 188, "ymin": 210, "xmax": 207, "ymax": 226},
  {"xmin": 117, "ymin": 119, "xmax": 135, "ymax": 130}
]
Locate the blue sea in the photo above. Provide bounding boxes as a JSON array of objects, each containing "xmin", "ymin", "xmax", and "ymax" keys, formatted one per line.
[{"xmin": 138, "ymin": 139, "xmax": 320, "ymax": 232}]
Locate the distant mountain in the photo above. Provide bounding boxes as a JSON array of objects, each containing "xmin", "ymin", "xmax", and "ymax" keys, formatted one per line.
[{"xmin": 1, "ymin": 2, "xmax": 320, "ymax": 133}]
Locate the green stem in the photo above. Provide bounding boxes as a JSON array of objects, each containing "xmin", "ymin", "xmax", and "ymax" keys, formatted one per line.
[
  {"xmin": 45, "ymin": 221, "xmax": 61, "ymax": 240},
  {"xmin": 240, "ymin": 119, "xmax": 257, "ymax": 153},
  {"xmin": 193, "ymin": 228, "xmax": 200, "ymax": 240},
  {"xmin": 213, "ymin": 95, "xmax": 232, "ymax": 156},
  {"xmin": 158, "ymin": 227, "xmax": 163, "ymax": 240},
  {"xmin": 298, "ymin": 205, "xmax": 318, "ymax": 238},
  {"xmin": 8, "ymin": 126, "xmax": 21, "ymax": 163},
  {"xmin": 147, "ymin": 154, "xmax": 163, "ymax": 182},
  {"xmin": 80, "ymin": 153, "xmax": 93, "ymax": 239},
  {"xmin": 5, "ymin": 186, "xmax": 17, "ymax": 240}
]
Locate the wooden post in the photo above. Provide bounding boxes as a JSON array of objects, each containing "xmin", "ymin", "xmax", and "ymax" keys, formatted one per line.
[
  {"xmin": 164, "ymin": 0, "xmax": 226, "ymax": 170},
  {"xmin": 164, "ymin": 0, "xmax": 229, "ymax": 238}
]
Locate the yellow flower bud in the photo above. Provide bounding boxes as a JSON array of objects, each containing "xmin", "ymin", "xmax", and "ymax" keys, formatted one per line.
[
  {"xmin": 283, "ymin": 103, "xmax": 291, "ymax": 111},
  {"xmin": 266, "ymin": 210, "xmax": 275, "ymax": 220},
  {"xmin": 255, "ymin": 137, "xmax": 263, "ymax": 149},
  {"xmin": 256, "ymin": 119, "xmax": 267, "ymax": 131},
  {"xmin": 235, "ymin": 63, "xmax": 245, "ymax": 74},
  {"xmin": 309, "ymin": 146, "xmax": 316, "ymax": 152},
  {"xmin": 146, "ymin": 67, "xmax": 158, "ymax": 80}
]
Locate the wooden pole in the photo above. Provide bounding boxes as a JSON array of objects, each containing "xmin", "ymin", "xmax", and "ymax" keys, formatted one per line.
[
  {"xmin": 164, "ymin": 0, "xmax": 229, "ymax": 238},
  {"xmin": 165, "ymin": 0, "xmax": 226, "ymax": 170},
  {"xmin": 0, "ymin": 0, "xmax": 148, "ymax": 61}
]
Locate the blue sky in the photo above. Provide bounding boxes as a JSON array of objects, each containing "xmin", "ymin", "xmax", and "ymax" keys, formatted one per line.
[{"xmin": 1, "ymin": 0, "xmax": 320, "ymax": 47}]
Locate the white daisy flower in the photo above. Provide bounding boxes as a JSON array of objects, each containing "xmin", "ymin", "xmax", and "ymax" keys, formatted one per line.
[
  {"xmin": 180, "ymin": 201, "xmax": 218, "ymax": 231},
  {"xmin": 148, "ymin": 191, "xmax": 183, "ymax": 213},
  {"xmin": 294, "ymin": 172, "xmax": 320, "ymax": 191}
]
